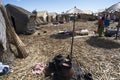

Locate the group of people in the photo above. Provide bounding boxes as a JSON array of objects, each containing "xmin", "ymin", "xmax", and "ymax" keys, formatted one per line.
[{"xmin": 97, "ymin": 14, "xmax": 111, "ymax": 37}]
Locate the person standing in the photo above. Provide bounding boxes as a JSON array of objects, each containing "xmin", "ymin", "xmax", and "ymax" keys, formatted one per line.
[
  {"xmin": 97, "ymin": 16, "xmax": 105, "ymax": 37},
  {"xmin": 115, "ymin": 16, "xmax": 120, "ymax": 39},
  {"xmin": 104, "ymin": 14, "xmax": 110, "ymax": 28},
  {"xmin": 113, "ymin": 14, "xmax": 116, "ymax": 23}
]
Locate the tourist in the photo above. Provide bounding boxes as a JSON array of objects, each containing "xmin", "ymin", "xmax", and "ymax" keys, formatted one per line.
[
  {"xmin": 97, "ymin": 16, "xmax": 105, "ymax": 37},
  {"xmin": 115, "ymin": 17, "xmax": 120, "ymax": 39},
  {"xmin": 104, "ymin": 14, "xmax": 110, "ymax": 28},
  {"xmin": 113, "ymin": 14, "xmax": 117, "ymax": 23}
]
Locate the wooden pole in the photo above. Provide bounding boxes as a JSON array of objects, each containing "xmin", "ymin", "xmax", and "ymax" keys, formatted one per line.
[
  {"xmin": 70, "ymin": 14, "xmax": 76, "ymax": 60},
  {"xmin": 0, "ymin": 5, "xmax": 28, "ymax": 58}
]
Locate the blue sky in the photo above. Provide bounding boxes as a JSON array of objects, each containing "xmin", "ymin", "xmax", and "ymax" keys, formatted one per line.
[{"xmin": 3, "ymin": 0, "xmax": 120, "ymax": 13}]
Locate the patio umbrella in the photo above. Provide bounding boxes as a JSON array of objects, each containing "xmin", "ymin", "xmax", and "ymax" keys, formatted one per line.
[
  {"xmin": 106, "ymin": 2, "xmax": 120, "ymax": 12},
  {"xmin": 66, "ymin": 6, "xmax": 83, "ymax": 60}
]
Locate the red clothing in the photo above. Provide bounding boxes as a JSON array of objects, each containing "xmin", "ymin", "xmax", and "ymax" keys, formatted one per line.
[{"xmin": 98, "ymin": 19, "xmax": 104, "ymax": 26}]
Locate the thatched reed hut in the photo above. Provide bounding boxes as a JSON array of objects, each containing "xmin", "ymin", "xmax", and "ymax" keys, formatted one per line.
[
  {"xmin": 36, "ymin": 11, "xmax": 49, "ymax": 23},
  {"xmin": 0, "ymin": 1, "xmax": 28, "ymax": 65},
  {"xmin": 48, "ymin": 12, "xmax": 58, "ymax": 22},
  {"xmin": 6, "ymin": 4, "xmax": 36, "ymax": 34}
]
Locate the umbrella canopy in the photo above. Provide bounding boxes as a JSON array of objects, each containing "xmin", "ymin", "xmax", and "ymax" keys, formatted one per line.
[
  {"xmin": 82, "ymin": 10, "xmax": 93, "ymax": 15},
  {"xmin": 106, "ymin": 2, "xmax": 120, "ymax": 12},
  {"xmin": 66, "ymin": 6, "xmax": 83, "ymax": 14}
]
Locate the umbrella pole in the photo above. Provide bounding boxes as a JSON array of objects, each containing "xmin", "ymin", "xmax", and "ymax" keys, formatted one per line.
[{"xmin": 70, "ymin": 14, "xmax": 76, "ymax": 60}]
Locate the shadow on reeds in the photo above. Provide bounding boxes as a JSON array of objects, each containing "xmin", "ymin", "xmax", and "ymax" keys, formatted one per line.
[
  {"xmin": 86, "ymin": 36, "xmax": 120, "ymax": 49},
  {"xmin": 50, "ymin": 33, "xmax": 72, "ymax": 39}
]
